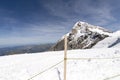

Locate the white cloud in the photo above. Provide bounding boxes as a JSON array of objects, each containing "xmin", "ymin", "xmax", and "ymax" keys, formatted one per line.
[
  {"xmin": 29, "ymin": 25, "xmax": 65, "ymax": 33},
  {"xmin": 42, "ymin": 0, "xmax": 116, "ymax": 26},
  {"xmin": 43, "ymin": 0, "xmax": 76, "ymax": 19},
  {"xmin": 75, "ymin": 0, "xmax": 116, "ymax": 25}
]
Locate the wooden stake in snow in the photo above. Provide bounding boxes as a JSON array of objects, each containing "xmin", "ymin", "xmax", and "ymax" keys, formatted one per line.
[{"xmin": 64, "ymin": 35, "xmax": 67, "ymax": 80}]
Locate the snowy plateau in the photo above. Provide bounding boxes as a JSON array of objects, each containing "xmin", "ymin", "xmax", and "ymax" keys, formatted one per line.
[{"xmin": 0, "ymin": 21, "xmax": 120, "ymax": 80}]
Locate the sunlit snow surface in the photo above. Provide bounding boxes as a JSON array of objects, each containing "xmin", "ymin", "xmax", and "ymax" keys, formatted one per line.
[
  {"xmin": 93, "ymin": 31, "xmax": 120, "ymax": 48},
  {"xmin": 0, "ymin": 28, "xmax": 120, "ymax": 80},
  {"xmin": 0, "ymin": 48, "xmax": 120, "ymax": 80}
]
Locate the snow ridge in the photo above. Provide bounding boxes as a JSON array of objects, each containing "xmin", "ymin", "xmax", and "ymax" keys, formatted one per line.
[
  {"xmin": 73, "ymin": 21, "xmax": 111, "ymax": 36},
  {"xmin": 51, "ymin": 21, "xmax": 111, "ymax": 51},
  {"xmin": 93, "ymin": 30, "xmax": 120, "ymax": 48}
]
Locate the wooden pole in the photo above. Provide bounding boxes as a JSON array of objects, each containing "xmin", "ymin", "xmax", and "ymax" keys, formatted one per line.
[{"xmin": 64, "ymin": 35, "xmax": 67, "ymax": 80}]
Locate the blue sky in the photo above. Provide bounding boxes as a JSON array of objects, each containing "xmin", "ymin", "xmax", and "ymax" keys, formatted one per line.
[{"xmin": 0, "ymin": 0, "xmax": 120, "ymax": 47}]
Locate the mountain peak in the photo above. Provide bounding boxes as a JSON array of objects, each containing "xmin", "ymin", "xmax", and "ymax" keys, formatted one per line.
[
  {"xmin": 72, "ymin": 21, "xmax": 111, "ymax": 35},
  {"xmin": 72, "ymin": 21, "xmax": 88, "ymax": 34},
  {"xmin": 50, "ymin": 21, "xmax": 111, "ymax": 51},
  {"xmin": 73, "ymin": 21, "xmax": 87, "ymax": 28}
]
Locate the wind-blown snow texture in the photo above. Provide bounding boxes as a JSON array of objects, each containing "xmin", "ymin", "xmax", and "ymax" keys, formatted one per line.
[{"xmin": 0, "ymin": 48, "xmax": 120, "ymax": 80}]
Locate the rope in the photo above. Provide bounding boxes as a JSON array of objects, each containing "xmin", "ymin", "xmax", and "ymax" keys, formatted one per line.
[
  {"xmin": 27, "ymin": 60, "xmax": 64, "ymax": 80},
  {"xmin": 27, "ymin": 57, "xmax": 120, "ymax": 80},
  {"xmin": 67, "ymin": 57, "xmax": 120, "ymax": 60},
  {"xmin": 104, "ymin": 74, "xmax": 120, "ymax": 80}
]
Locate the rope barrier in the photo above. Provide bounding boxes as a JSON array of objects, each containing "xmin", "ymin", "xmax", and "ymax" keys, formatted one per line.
[
  {"xmin": 67, "ymin": 57, "xmax": 120, "ymax": 80},
  {"xmin": 27, "ymin": 56, "xmax": 120, "ymax": 80},
  {"xmin": 104, "ymin": 74, "xmax": 120, "ymax": 80},
  {"xmin": 27, "ymin": 60, "xmax": 64, "ymax": 80},
  {"xmin": 26, "ymin": 34, "xmax": 120, "ymax": 80},
  {"xmin": 67, "ymin": 57, "xmax": 120, "ymax": 60},
  {"xmin": 27, "ymin": 57, "xmax": 120, "ymax": 80}
]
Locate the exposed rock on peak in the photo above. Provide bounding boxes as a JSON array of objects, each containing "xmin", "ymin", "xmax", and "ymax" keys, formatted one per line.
[{"xmin": 50, "ymin": 21, "xmax": 111, "ymax": 51}]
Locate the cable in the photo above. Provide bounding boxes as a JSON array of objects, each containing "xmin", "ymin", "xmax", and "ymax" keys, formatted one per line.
[
  {"xmin": 27, "ymin": 57, "xmax": 120, "ymax": 80},
  {"xmin": 67, "ymin": 57, "xmax": 120, "ymax": 60},
  {"xmin": 27, "ymin": 60, "xmax": 64, "ymax": 80}
]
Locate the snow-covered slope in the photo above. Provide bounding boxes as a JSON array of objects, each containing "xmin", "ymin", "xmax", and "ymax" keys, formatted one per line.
[
  {"xmin": 0, "ymin": 48, "xmax": 120, "ymax": 80},
  {"xmin": 50, "ymin": 21, "xmax": 111, "ymax": 51},
  {"xmin": 93, "ymin": 31, "xmax": 120, "ymax": 48},
  {"xmin": 0, "ymin": 21, "xmax": 120, "ymax": 80}
]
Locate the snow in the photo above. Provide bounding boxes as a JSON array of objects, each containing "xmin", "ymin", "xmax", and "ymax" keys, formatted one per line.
[
  {"xmin": 0, "ymin": 48, "xmax": 120, "ymax": 80},
  {"xmin": 0, "ymin": 22, "xmax": 119, "ymax": 80},
  {"xmin": 73, "ymin": 21, "xmax": 111, "ymax": 35},
  {"xmin": 61, "ymin": 21, "xmax": 111, "ymax": 44},
  {"xmin": 88, "ymin": 27, "xmax": 111, "ymax": 36},
  {"xmin": 60, "ymin": 33, "xmax": 70, "ymax": 41},
  {"xmin": 73, "ymin": 21, "xmax": 86, "ymax": 29},
  {"xmin": 93, "ymin": 31, "xmax": 120, "ymax": 48}
]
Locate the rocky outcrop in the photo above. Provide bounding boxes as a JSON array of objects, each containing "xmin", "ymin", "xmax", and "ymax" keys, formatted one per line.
[{"xmin": 50, "ymin": 21, "xmax": 111, "ymax": 51}]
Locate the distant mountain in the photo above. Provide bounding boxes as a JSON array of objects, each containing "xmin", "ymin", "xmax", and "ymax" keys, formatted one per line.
[
  {"xmin": 50, "ymin": 21, "xmax": 111, "ymax": 51},
  {"xmin": 0, "ymin": 43, "xmax": 54, "ymax": 56}
]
